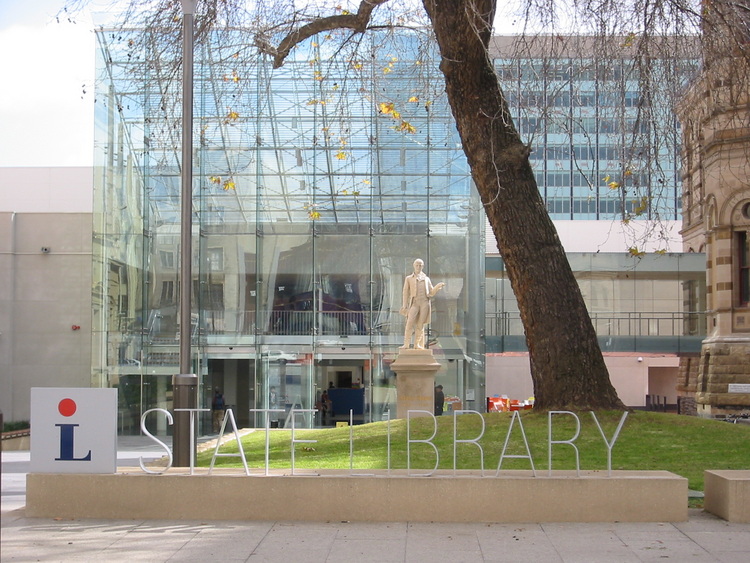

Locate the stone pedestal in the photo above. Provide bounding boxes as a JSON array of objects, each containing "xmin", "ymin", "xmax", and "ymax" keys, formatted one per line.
[
  {"xmin": 705, "ymin": 470, "xmax": 750, "ymax": 522},
  {"xmin": 390, "ymin": 348, "xmax": 441, "ymax": 419}
]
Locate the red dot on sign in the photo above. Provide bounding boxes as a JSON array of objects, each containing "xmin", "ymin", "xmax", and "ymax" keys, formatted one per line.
[{"xmin": 58, "ymin": 398, "xmax": 77, "ymax": 417}]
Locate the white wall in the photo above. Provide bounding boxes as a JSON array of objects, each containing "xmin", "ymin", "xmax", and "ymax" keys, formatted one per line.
[
  {"xmin": 0, "ymin": 167, "xmax": 92, "ymax": 213},
  {"xmin": 648, "ymin": 366, "xmax": 680, "ymax": 405},
  {"xmin": 0, "ymin": 167, "xmax": 93, "ymax": 423},
  {"xmin": 485, "ymin": 219, "xmax": 683, "ymax": 254},
  {"xmin": 485, "ymin": 353, "xmax": 680, "ymax": 408},
  {"xmin": 485, "ymin": 354, "xmax": 535, "ymax": 401}
]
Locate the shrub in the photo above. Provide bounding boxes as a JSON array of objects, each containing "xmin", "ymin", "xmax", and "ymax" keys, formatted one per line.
[{"xmin": 3, "ymin": 420, "xmax": 30, "ymax": 433}]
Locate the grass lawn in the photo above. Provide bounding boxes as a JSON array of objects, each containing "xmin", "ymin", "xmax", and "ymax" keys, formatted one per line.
[{"xmin": 198, "ymin": 411, "xmax": 750, "ymax": 491}]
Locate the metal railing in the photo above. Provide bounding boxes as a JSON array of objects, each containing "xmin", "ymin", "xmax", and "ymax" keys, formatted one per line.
[
  {"xmin": 485, "ymin": 311, "xmax": 707, "ymax": 338},
  {"xmin": 267, "ymin": 310, "xmax": 368, "ymax": 336}
]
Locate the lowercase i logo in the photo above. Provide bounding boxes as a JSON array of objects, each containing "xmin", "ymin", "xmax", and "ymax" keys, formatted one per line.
[{"xmin": 55, "ymin": 398, "xmax": 92, "ymax": 462}]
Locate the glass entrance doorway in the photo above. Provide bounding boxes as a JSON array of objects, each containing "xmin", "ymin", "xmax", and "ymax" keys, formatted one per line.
[
  {"xmin": 206, "ymin": 357, "xmax": 255, "ymax": 429},
  {"xmin": 314, "ymin": 358, "xmax": 367, "ymax": 426}
]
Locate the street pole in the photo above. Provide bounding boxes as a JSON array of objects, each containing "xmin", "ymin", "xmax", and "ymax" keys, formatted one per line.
[{"xmin": 174, "ymin": 0, "xmax": 198, "ymax": 468}]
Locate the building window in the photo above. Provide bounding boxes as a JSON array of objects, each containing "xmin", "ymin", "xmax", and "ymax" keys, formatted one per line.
[
  {"xmin": 160, "ymin": 281, "xmax": 174, "ymax": 306},
  {"xmin": 208, "ymin": 247, "xmax": 224, "ymax": 272},
  {"xmin": 739, "ymin": 231, "xmax": 750, "ymax": 306},
  {"xmin": 159, "ymin": 250, "xmax": 174, "ymax": 269}
]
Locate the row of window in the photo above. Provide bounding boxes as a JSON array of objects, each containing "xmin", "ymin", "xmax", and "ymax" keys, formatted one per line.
[
  {"xmin": 518, "ymin": 116, "xmax": 652, "ymax": 136},
  {"xmin": 506, "ymin": 90, "xmax": 648, "ymax": 108},
  {"xmin": 495, "ymin": 59, "xmax": 697, "ymax": 84},
  {"xmin": 535, "ymin": 145, "xmax": 652, "ymax": 162},
  {"xmin": 546, "ymin": 197, "xmax": 641, "ymax": 216}
]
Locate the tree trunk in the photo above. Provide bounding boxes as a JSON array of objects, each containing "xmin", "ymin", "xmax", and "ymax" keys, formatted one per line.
[{"xmin": 423, "ymin": 0, "xmax": 624, "ymax": 410}]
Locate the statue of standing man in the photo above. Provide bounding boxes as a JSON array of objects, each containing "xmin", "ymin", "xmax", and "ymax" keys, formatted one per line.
[{"xmin": 400, "ymin": 258, "xmax": 445, "ymax": 349}]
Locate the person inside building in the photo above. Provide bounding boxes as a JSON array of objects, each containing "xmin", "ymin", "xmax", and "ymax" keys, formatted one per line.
[
  {"xmin": 434, "ymin": 384, "xmax": 445, "ymax": 416},
  {"xmin": 211, "ymin": 387, "xmax": 225, "ymax": 432},
  {"xmin": 269, "ymin": 386, "xmax": 279, "ymax": 428},
  {"xmin": 317, "ymin": 389, "xmax": 331, "ymax": 425}
]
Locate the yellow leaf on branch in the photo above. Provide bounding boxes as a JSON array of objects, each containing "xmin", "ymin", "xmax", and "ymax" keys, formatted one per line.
[
  {"xmin": 226, "ymin": 71, "xmax": 239, "ymax": 83},
  {"xmin": 378, "ymin": 102, "xmax": 395, "ymax": 115},
  {"xmin": 395, "ymin": 121, "xmax": 417, "ymax": 134},
  {"xmin": 633, "ymin": 196, "xmax": 649, "ymax": 215}
]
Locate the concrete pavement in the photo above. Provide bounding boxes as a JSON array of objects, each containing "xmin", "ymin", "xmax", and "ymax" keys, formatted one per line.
[{"xmin": 3, "ymin": 439, "xmax": 750, "ymax": 562}]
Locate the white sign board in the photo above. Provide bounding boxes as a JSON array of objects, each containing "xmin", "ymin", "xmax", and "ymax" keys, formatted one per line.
[
  {"xmin": 728, "ymin": 383, "xmax": 750, "ymax": 393},
  {"xmin": 30, "ymin": 388, "xmax": 118, "ymax": 474}
]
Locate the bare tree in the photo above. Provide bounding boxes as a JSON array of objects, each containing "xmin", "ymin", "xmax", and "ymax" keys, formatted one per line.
[{"xmin": 415, "ymin": 0, "xmax": 623, "ymax": 409}]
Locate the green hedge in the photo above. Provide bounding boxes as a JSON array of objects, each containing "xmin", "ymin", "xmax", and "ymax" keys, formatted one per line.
[{"xmin": 2, "ymin": 421, "xmax": 30, "ymax": 433}]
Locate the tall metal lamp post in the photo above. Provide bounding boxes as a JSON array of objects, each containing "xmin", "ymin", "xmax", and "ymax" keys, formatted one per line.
[{"xmin": 173, "ymin": 0, "xmax": 198, "ymax": 468}]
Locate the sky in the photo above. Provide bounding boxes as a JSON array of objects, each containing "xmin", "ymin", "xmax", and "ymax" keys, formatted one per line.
[
  {"xmin": 0, "ymin": 1, "xmax": 526, "ymax": 168},
  {"xmin": 0, "ymin": 0, "xmax": 101, "ymax": 167}
]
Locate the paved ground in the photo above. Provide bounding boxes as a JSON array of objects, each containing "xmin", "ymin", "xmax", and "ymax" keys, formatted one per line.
[{"xmin": 3, "ymin": 439, "xmax": 750, "ymax": 562}]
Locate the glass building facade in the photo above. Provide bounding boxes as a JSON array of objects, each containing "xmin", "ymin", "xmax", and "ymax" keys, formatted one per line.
[
  {"xmin": 486, "ymin": 252, "xmax": 706, "ymax": 355},
  {"xmin": 93, "ymin": 30, "xmax": 484, "ymax": 434},
  {"xmin": 92, "ymin": 28, "xmax": 704, "ymax": 433}
]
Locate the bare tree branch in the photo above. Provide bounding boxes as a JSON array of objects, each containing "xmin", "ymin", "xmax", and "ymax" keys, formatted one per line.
[{"xmin": 260, "ymin": 0, "xmax": 393, "ymax": 67}]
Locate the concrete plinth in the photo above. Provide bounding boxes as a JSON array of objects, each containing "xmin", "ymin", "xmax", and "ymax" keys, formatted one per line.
[
  {"xmin": 390, "ymin": 348, "xmax": 441, "ymax": 419},
  {"xmin": 25, "ymin": 469, "xmax": 688, "ymax": 522},
  {"xmin": 704, "ymin": 470, "xmax": 750, "ymax": 522},
  {"xmin": 1, "ymin": 435, "xmax": 30, "ymax": 451}
]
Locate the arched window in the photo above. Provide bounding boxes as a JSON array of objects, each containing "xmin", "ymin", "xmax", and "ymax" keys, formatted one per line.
[
  {"xmin": 739, "ymin": 229, "xmax": 750, "ymax": 306},
  {"xmin": 736, "ymin": 202, "xmax": 750, "ymax": 306}
]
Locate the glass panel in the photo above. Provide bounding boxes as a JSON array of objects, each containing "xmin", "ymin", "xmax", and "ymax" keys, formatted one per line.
[
  {"xmin": 94, "ymin": 29, "xmax": 481, "ymax": 434},
  {"xmin": 486, "ymin": 253, "xmax": 707, "ymax": 355}
]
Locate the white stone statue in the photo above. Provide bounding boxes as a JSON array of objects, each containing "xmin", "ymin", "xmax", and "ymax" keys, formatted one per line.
[{"xmin": 399, "ymin": 258, "xmax": 445, "ymax": 349}]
